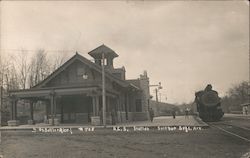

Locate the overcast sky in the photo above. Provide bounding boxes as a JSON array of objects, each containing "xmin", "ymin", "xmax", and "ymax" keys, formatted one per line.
[{"xmin": 0, "ymin": 1, "xmax": 249, "ymax": 104}]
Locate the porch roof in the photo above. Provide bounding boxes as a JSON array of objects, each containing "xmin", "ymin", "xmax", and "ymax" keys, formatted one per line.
[{"xmin": 9, "ymin": 86, "xmax": 119, "ymax": 99}]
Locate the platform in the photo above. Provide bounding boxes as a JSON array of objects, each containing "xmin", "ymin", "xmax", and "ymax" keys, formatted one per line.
[
  {"xmin": 0, "ymin": 115, "xmax": 208, "ymax": 131},
  {"xmin": 118, "ymin": 115, "xmax": 208, "ymax": 127}
]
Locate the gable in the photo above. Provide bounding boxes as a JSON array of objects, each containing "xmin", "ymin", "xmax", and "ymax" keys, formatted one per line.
[
  {"xmin": 44, "ymin": 59, "xmax": 100, "ymax": 88},
  {"xmin": 33, "ymin": 53, "xmax": 131, "ymax": 89}
]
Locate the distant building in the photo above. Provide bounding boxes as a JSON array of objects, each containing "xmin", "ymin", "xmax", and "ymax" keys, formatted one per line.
[
  {"xmin": 8, "ymin": 45, "xmax": 151, "ymax": 125},
  {"xmin": 241, "ymin": 103, "xmax": 250, "ymax": 115},
  {"xmin": 149, "ymin": 100, "xmax": 176, "ymax": 116}
]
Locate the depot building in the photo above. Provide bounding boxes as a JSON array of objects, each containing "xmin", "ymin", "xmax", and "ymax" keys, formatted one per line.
[{"xmin": 8, "ymin": 45, "xmax": 151, "ymax": 126}]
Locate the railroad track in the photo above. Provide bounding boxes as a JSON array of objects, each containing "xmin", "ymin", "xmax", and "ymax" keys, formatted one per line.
[
  {"xmin": 208, "ymin": 122, "xmax": 250, "ymax": 143},
  {"xmin": 219, "ymin": 122, "xmax": 250, "ymax": 131}
]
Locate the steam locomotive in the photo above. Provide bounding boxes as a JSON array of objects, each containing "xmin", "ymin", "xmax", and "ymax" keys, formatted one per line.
[{"xmin": 195, "ymin": 84, "xmax": 224, "ymax": 122}]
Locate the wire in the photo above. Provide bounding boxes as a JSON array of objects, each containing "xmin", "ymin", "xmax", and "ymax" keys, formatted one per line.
[{"xmin": 0, "ymin": 49, "xmax": 77, "ymax": 53}]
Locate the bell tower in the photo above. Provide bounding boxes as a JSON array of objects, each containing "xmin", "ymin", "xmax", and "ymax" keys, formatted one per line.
[
  {"xmin": 88, "ymin": 44, "xmax": 126, "ymax": 80},
  {"xmin": 88, "ymin": 44, "xmax": 118, "ymax": 69}
]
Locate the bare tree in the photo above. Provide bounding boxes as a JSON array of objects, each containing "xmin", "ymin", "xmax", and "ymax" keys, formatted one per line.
[
  {"xmin": 228, "ymin": 81, "xmax": 249, "ymax": 104},
  {"xmin": 50, "ymin": 51, "xmax": 68, "ymax": 71},
  {"xmin": 29, "ymin": 49, "xmax": 51, "ymax": 88},
  {"xmin": 11, "ymin": 50, "xmax": 30, "ymax": 89},
  {"xmin": 19, "ymin": 51, "xmax": 30, "ymax": 89},
  {"xmin": 1, "ymin": 49, "xmax": 69, "ymax": 89},
  {"xmin": 221, "ymin": 81, "xmax": 249, "ymax": 112},
  {"xmin": 0, "ymin": 56, "xmax": 4, "ymax": 87},
  {"xmin": 4, "ymin": 59, "xmax": 19, "ymax": 91}
]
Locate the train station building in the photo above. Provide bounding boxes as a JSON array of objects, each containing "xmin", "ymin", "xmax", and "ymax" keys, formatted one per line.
[{"xmin": 8, "ymin": 45, "xmax": 151, "ymax": 126}]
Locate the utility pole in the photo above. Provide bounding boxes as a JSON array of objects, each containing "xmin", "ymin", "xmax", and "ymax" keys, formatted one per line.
[
  {"xmin": 0, "ymin": 86, "xmax": 2, "ymax": 126},
  {"xmin": 102, "ymin": 52, "xmax": 106, "ymax": 127},
  {"xmin": 0, "ymin": 71, "xmax": 4, "ymax": 126},
  {"xmin": 159, "ymin": 92, "xmax": 161, "ymax": 102},
  {"xmin": 155, "ymin": 88, "xmax": 159, "ymax": 103},
  {"xmin": 150, "ymin": 82, "xmax": 163, "ymax": 115},
  {"xmin": 248, "ymin": 49, "xmax": 250, "ymax": 104}
]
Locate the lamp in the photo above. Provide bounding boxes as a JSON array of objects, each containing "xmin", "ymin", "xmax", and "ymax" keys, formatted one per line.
[{"xmin": 82, "ymin": 73, "xmax": 88, "ymax": 80}]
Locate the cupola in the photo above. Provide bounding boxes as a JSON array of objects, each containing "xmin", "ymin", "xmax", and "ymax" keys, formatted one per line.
[{"xmin": 88, "ymin": 44, "xmax": 118, "ymax": 69}]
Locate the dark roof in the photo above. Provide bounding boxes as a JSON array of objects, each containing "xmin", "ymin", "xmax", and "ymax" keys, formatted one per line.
[
  {"xmin": 127, "ymin": 79, "xmax": 140, "ymax": 88},
  {"xmin": 33, "ymin": 52, "xmax": 134, "ymax": 89},
  {"xmin": 126, "ymin": 79, "xmax": 141, "ymax": 90},
  {"xmin": 88, "ymin": 44, "xmax": 118, "ymax": 59}
]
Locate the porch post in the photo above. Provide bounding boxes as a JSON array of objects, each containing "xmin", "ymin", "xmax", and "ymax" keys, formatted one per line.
[
  {"xmin": 125, "ymin": 93, "xmax": 129, "ymax": 120},
  {"xmin": 54, "ymin": 96, "xmax": 57, "ymax": 118},
  {"xmin": 61, "ymin": 101, "xmax": 64, "ymax": 123},
  {"xmin": 26, "ymin": 99, "xmax": 35, "ymax": 125},
  {"xmin": 51, "ymin": 96, "xmax": 54, "ymax": 125},
  {"xmin": 50, "ymin": 90, "xmax": 55, "ymax": 126},
  {"xmin": 90, "ymin": 95, "xmax": 101, "ymax": 126},
  {"xmin": 92, "ymin": 96, "xmax": 96, "ymax": 116},
  {"xmin": 30, "ymin": 100, "xmax": 34, "ymax": 121},
  {"xmin": 7, "ymin": 96, "xmax": 19, "ymax": 126},
  {"xmin": 10, "ymin": 98, "xmax": 14, "ymax": 120},
  {"xmin": 13, "ymin": 99, "xmax": 17, "ymax": 120},
  {"xmin": 96, "ymin": 96, "xmax": 99, "ymax": 116},
  {"xmin": 107, "ymin": 96, "xmax": 110, "ymax": 113},
  {"xmin": 117, "ymin": 96, "xmax": 122, "ymax": 123},
  {"xmin": 45, "ymin": 100, "xmax": 49, "ymax": 120}
]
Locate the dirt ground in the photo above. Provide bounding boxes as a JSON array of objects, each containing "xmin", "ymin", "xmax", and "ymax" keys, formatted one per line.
[{"xmin": 0, "ymin": 128, "xmax": 249, "ymax": 158}]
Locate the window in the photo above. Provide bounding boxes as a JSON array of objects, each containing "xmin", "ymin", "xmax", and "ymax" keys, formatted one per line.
[{"xmin": 102, "ymin": 58, "xmax": 107, "ymax": 66}]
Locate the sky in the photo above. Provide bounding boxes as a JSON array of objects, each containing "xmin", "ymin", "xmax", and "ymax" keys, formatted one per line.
[{"xmin": 0, "ymin": 1, "xmax": 249, "ymax": 104}]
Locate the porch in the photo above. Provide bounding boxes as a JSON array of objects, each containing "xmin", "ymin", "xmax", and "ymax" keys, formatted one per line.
[{"xmin": 8, "ymin": 86, "xmax": 127, "ymax": 126}]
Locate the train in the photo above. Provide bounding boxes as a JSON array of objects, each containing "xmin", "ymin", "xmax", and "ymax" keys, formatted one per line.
[{"xmin": 195, "ymin": 84, "xmax": 224, "ymax": 122}]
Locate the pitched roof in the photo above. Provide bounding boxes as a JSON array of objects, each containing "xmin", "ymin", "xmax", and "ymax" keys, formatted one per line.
[
  {"xmin": 33, "ymin": 52, "xmax": 131, "ymax": 89},
  {"xmin": 88, "ymin": 44, "xmax": 118, "ymax": 59},
  {"xmin": 127, "ymin": 79, "xmax": 140, "ymax": 88}
]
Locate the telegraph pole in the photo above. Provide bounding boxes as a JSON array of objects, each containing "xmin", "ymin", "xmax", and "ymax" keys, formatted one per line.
[
  {"xmin": 155, "ymin": 88, "xmax": 159, "ymax": 114},
  {"xmin": 159, "ymin": 93, "xmax": 161, "ymax": 102},
  {"xmin": 150, "ymin": 82, "xmax": 163, "ymax": 115},
  {"xmin": 102, "ymin": 52, "xmax": 106, "ymax": 127},
  {"xmin": 0, "ymin": 71, "xmax": 3, "ymax": 126},
  {"xmin": 155, "ymin": 88, "xmax": 158, "ymax": 103},
  {"xmin": 0, "ymin": 86, "xmax": 2, "ymax": 126},
  {"xmin": 248, "ymin": 48, "xmax": 250, "ymax": 104}
]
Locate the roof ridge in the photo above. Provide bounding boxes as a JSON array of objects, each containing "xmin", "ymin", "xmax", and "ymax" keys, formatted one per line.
[{"xmin": 88, "ymin": 44, "xmax": 118, "ymax": 58}]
